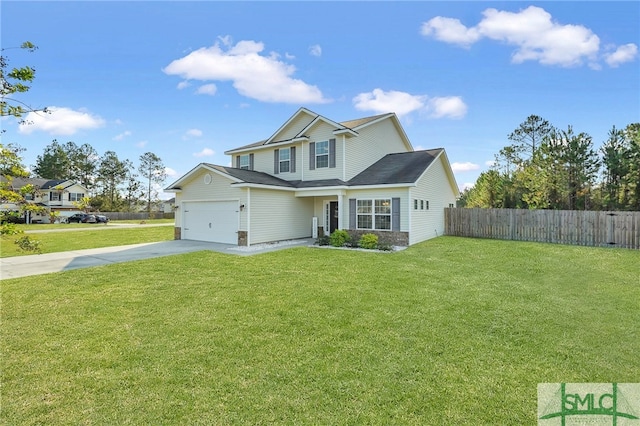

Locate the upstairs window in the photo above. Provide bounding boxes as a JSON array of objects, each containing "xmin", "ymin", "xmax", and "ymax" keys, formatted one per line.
[
  {"xmin": 279, "ymin": 148, "xmax": 290, "ymax": 173},
  {"xmin": 50, "ymin": 192, "xmax": 62, "ymax": 202},
  {"xmin": 309, "ymin": 139, "xmax": 335, "ymax": 170},
  {"xmin": 315, "ymin": 140, "xmax": 329, "ymax": 168},
  {"xmin": 239, "ymin": 154, "xmax": 250, "ymax": 170},
  {"xmin": 69, "ymin": 193, "xmax": 84, "ymax": 202},
  {"xmin": 274, "ymin": 147, "xmax": 295, "ymax": 174}
]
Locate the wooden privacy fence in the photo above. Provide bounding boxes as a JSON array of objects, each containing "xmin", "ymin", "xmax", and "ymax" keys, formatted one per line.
[
  {"xmin": 100, "ymin": 212, "xmax": 174, "ymax": 221},
  {"xmin": 445, "ymin": 208, "xmax": 640, "ymax": 249}
]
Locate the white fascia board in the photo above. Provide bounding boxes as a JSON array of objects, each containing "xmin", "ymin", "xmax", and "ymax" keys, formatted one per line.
[
  {"xmin": 164, "ymin": 163, "xmax": 241, "ymax": 191},
  {"xmin": 265, "ymin": 107, "xmax": 316, "ymax": 144},
  {"xmin": 333, "ymin": 128, "xmax": 358, "ymax": 137},
  {"xmin": 225, "ymin": 137, "xmax": 305, "ymax": 155},
  {"xmin": 348, "ymin": 183, "xmax": 416, "ymax": 190},
  {"xmin": 231, "ymin": 183, "xmax": 297, "ymax": 192},
  {"xmin": 295, "ymin": 188, "xmax": 347, "ymax": 197},
  {"xmin": 433, "ymin": 150, "xmax": 460, "ymax": 197}
]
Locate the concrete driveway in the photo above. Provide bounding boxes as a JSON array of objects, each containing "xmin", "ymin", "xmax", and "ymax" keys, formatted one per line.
[{"xmin": 1, "ymin": 239, "xmax": 314, "ymax": 280}]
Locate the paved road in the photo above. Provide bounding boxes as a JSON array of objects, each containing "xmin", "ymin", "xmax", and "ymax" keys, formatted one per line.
[{"xmin": 0, "ymin": 239, "xmax": 314, "ymax": 280}]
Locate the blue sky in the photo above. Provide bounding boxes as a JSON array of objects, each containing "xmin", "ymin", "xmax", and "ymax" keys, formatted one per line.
[{"xmin": 2, "ymin": 1, "xmax": 639, "ymax": 198}]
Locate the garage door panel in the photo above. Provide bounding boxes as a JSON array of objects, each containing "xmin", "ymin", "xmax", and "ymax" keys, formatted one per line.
[{"xmin": 183, "ymin": 201, "xmax": 238, "ymax": 244}]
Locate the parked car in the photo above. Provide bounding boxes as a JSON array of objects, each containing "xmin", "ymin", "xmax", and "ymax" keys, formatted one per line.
[
  {"xmin": 67, "ymin": 213, "xmax": 97, "ymax": 223},
  {"xmin": 95, "ymin": 214, "xmax": 109, "ymax": 223}
]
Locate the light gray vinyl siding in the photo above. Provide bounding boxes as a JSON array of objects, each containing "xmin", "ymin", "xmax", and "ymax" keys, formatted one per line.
[
  {"xmin": 270, "ymin": 111, "xmax": 315, "ymax": 142},
  {"xmin": 174, "ymin": 169, "xmax": 248, "ymax": 231},
  {"xmin": 251, "ymin": 144, "xmax": 301, "ymax": 180},
  {"xmin": 248, "ymin": 188, "xmax": 314, "ymax": 244},
  {"xmin": 303, "ymin": 122, "xmax": 344, "ymax": 180},
  {"xmin": 409, "ymin": 156, "xmax": 458, "ymax": 244},
  {"xmin": 344, "ymin": 187, "xmax": 409, "ymax": 232},
  {"xmin": 344, "ymin": 119, "xmax": 411, "ymax": 181}
]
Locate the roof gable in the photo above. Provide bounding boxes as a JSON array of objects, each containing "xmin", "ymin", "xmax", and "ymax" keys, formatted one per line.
[{"xmin": 348, "ymin": 150, "xmax": 443, "ymax": 186}]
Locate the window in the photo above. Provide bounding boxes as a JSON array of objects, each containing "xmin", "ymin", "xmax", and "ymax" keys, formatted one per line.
[
  {"xmin": 25, "ymin": 193, "xmax": 34, "ymax": 201},
  {"xmin": 50, "ymin": 192, "xmax": 62, "ymax": 202},
  {"xmin": 69, "ymin": 193, "xmax": 84, "ymax": 202},
  {"xmin": 425, "ymin": 200, "xmax": 430, "ymax": 210},
  {"xmin": 239, "ymin": 155, "xmax": 250, "ymax": 170},
  {"xmin": 420, "ymin": 199, "xmax": 424, "ymax": 210},
  {"xmin": 357, "ymin": 199, "xmax": 391, "ymax": 231},
  {"xmin": 449, "ymin": 203, "xmax": 454, "ymax": 208},
  {"xmin": 414, "ymin": 199, "xmax": 418, "ymax": 210},
  {"xmin": 356, "ymin": 200, "xmax": 372, "ymax": 229},
  {"xmin": 279, "ymin": 148, "xmax": 290, "ymax": 173},
  {"xmin": 315, "ymin": 140, "xmax": 329, "ymax": 168},
  {"xmin": 375, "ymin": 199, "xmax": 391, "ymax": 230}
]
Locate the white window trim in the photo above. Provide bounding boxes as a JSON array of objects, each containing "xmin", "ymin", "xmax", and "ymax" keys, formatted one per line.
[
  {"xmin": 279, "ymin": 148, "xmax": 290, "ymax": 173},
  {"xmin": 315, "ymin": 140, "xmax": 329, "ymax": 169},
  {"xmin": 356, "ymin": 198, "xmax": 392, "ymax": 231},
  {"xmin": 239, "ymin": 154, "xmax": 250, "ymax": 170}
]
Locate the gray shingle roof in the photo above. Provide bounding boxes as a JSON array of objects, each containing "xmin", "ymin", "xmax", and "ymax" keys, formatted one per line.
[
  {"xmin": 207, "ymin": 165, "xmax": 296, "ymax": 188},
  {"xmin": 339, "ymin": 113, "xmax": 391, "ymax": 130},
  {"xmin": 0, "ymin": 177, "xmax": 74, "ymax": 190},
  {"xmin": 347, "ymin": 149, "xmax": 443, "ymax": 186},
  {"xmin": 196, "ymin": 149, "xmax": 442, "ymax": 189}
]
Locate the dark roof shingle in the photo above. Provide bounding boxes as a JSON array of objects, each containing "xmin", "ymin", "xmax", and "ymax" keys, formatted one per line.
[{"xmin": 347, "ymin": 149, "xmax": 443, "ymax": 186}]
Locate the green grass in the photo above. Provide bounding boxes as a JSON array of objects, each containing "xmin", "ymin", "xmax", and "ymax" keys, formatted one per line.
[
  {"xmin": 2, "ymin": 237, "xmax": 639, "ymax": 424},
  {"xmin": 0, "ymin": 226, "xmax": 173, "ymax": 257},
  {"xmin": 13, "ymin": 218, "xmax": 174, "ymax": 231}
]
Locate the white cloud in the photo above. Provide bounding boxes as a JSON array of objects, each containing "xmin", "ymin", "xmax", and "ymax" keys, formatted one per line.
[
  {"xmin": 113, "ymin": 130, "xmax": 132, "ymax": 141},
  {"xmin": 353, "ymin": 89, "xmax": 467, "ymax": 119},
  {"xmin": 309, "ymin": 44, "xmax": 322, "ymax": 57},
  {"xmin": 605, "ymin": 43, "xmax": 638, "ymax": 67},
  {"xmin": 193, "ymin": 148, "xmax": 215, "ymax": 158},
  {"xmin": 185, "ymin": 128, "xmax": 203, "ymax": 138},
  {"xmin": 460, "ymin": 182, "xmax": 475, "ymax": 191},
  {"xmin": 165, "ymin": 167, "xmax": 178, "ymax": 177},
  {"xmin": 196, "ymin": 83, "xmax": 217, "ymax": 96},
  {"xmin": 353, "ymin": 89, "xmax": 427, "ymax": 117},
  {"xmin": 485, "ymin": 160, "xmax": 496, "ymax": 167},
  {"xmin": 421, "ymin": 5, "xmax": 636, "ymax": 68},
  {"xmin": 18, "ymin": 106, "xmax": 105, "ymax": 135},
  {"xmin": 177, "ymin": 81, "xmax": 191, "ymax": 90},
  {"xmin": 163, "ymin": 37, "xmax": 329, "ymax": 104},
  {"xmin": 451, "ymin": 162, "xmax": 480, "ymax": 172},
  {"xmin": 420, "ymin": 16, "xmax": 480, "ymax": 47},
  {"xmin": 426, "ymin": 96, "xmax": 467, "ymax": 119}
]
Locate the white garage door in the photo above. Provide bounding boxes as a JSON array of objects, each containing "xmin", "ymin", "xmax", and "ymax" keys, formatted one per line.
[{"xmin": 183, "ymin": 201, "xmax": 239, "ymax": 244}]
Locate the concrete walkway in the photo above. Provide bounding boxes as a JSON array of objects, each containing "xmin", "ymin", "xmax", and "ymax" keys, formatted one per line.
[{"xmin": 1, "ymin": 239, "xmax": 314, "ymax": 280}]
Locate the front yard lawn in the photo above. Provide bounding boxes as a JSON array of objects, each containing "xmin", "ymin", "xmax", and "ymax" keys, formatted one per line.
[
  {"xmin": 2, "ymin": 237, "xmax": 638, "ymax": 424},
  {"xmin": 0, "ymin": 226, "xmax": 173, "ymax": 257}
]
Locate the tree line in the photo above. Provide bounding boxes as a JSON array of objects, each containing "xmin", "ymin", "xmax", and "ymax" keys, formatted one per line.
[
  {"xmin": 459, "ymin": 115, "xmax": 640, "ymax": 211},
  {"xmin": 2, "ymin": 141, "xmax": 167, "ymax": 213}
]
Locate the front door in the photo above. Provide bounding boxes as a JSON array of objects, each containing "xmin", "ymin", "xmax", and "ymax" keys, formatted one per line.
[{"xmin": 329, "ymin": 201, "xmax": 338, "ymax": 234}]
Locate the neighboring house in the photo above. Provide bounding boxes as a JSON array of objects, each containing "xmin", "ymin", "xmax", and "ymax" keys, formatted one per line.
[
  {"xmin": 0, "ymin": 177, "xmax": 88, "ymax": 223},
  {"xmin": 165, "ymin": 107, "xmax": 459, "ymax": 246},
  {"xmin": 161, "ymin": 197, "xmax": 176, "ymax": 214}
]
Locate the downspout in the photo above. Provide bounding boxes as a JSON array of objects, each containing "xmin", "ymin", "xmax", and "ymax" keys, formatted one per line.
[
  {"xmin": 342, "ymin": 135, "xmax": 346, "ymax": 181},
  {"xmin": 301, "ymin": 140, "xmax": 304, "ymax": 181},
  {"xmin": 246, "ymin": 187, "xmax": 251, "ymax": 247},
  {"xmin": 407, "ymin": 195, "xmax": 412, "ymax": 246}
]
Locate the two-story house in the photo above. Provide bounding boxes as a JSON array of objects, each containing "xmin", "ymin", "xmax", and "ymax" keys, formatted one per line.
[
  {"xmin": 165, "ymin": 107, "xmax": 459, "ymax": 246},
  {"xmin": 0, "ymin": 178, "xmax": 89, "ymax": 223}
]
